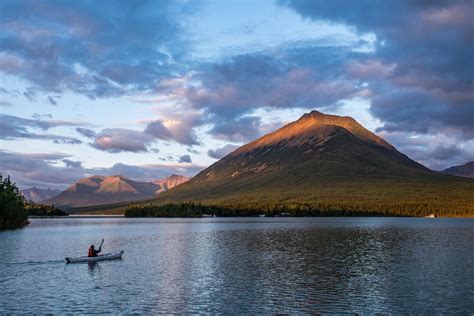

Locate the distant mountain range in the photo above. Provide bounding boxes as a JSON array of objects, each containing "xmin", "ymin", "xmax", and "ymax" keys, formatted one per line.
[
  {"xmin": 43, "ymin": 174, "xmax": 189, "ymax": 208},
  {"xmin": 143, "ymin": 111, "xmax": 474, "ymax": 216},
  {"xmin": 443, "ymin": 162, "xmax": 474, "ymax": 178},
  {"xmin": 153, "ymin": 174, "xmax": 190, "ymax": 194},
  {"xmin": 21, "ymin": 187, "xmax": 61, "ymax": 203}
]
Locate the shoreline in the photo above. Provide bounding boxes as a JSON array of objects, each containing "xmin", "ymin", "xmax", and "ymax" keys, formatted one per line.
[
  {"xmin": 27, "ymin": 215, "xmax": 474, "ymax": 219},
  {"xmin": 29, "ymin": 215, "xmax": 125, "ymax": 218}
]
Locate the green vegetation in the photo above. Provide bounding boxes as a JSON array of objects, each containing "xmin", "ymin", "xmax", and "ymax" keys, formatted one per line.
[
  {"xmin": 98, "ymin": 169, "xmax": 474, "ymax": 218},
  {"xmin": 125, "ymin": 196, "xmax": 473, "ymax": 218},
  {"xmin": 0, "ymin": 175, "xmax": 29, "ymax": 230},
  {"xmin": 86, "ymin": 161, "xmax": 474, "ymax": 218},
  {"xmin": 88, "ymin": 113, "xmax": 474, "ymax": 217},
  {"xmin": 26, "ymin": 203, "xmax": 68, "ymax": 216},
  {"xmin": 68, "ymin": 201, "xmax": 129, "ymax": 215}
]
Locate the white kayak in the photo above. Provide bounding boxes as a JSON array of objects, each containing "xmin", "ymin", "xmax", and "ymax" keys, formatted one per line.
[{"xmin": 65, "ymin": 250, "xmax": 124, "ymax": 263}]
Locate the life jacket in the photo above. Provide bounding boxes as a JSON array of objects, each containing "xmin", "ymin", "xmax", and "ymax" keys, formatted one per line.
[{"xmin": 88, "ymin": 247, "xmax": 94, "ymax": 257}]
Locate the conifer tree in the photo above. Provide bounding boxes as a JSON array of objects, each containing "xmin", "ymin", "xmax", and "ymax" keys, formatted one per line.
[{"xmin": 0, "ymin": 174, "xmax": 29, "ymax": 230}]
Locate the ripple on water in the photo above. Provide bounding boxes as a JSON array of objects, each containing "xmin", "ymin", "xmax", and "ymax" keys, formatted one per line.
[{"xmin": 0, "ymin": 217, "xmax": 473, "ymax": 313}]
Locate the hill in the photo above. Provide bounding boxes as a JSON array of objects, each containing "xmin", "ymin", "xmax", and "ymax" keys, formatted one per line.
[
  {"xmin": 443, "ymin": 162, "xmax": 474, "ymax": 178},
  {"xmin": 128, "ymin": 111, "xmax": 474, "ymax": 217},
  {"xmin": 153, "ymin": 174, "xmax": 189, "ymax": 194},
  {"xmin": 21, "ymin": 187, "xmax": 61, "ymax": 203},
  {"xmin": 45, "ymin": 174, "xmax": 188, "ymax": 208}
]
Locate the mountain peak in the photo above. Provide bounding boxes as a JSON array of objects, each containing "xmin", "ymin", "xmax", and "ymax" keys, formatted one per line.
[
  {"xmin": 230, "ymin": 111, "xmax": 393, "ymax": 158},
  {"xmin": 300, "ymin": 110, "xmax": 356, "ymax": 125},
  {"xmin": 45, "ymin": 174, "xmax": 190, "ymax": 208},
  {"xmin": 296, "ymin": 111, "xmax": 392, "ymax": 147},
  {"xmin": 152, "ymin": 110, "xmax": 455, "ymax": 212},
  {"xmin": 21, "ymin": 187, "xmax": 61, "ymax": 203},
  {"xmin": 153, "ymin": 174, "xmax": 190, "ymax": 194}
]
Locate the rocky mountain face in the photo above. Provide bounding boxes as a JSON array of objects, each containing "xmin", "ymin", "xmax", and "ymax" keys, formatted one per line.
[
  {"xmin": 21, "ymin": 187, "xmax": 61, "ymax": 203},
  {"xmin": 443, "ymin": 161, "xmax": 474, "ymax": 178},
  {"xmin": 44, "ymin": 174, "xmax": 188, "ymax": 208},
  {"xmin": 153, "ymin": 174, "xmax": 189, "ymax": 194}
]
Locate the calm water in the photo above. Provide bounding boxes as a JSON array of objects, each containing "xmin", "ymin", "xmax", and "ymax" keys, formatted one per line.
[{"xmin": 0, "ymin": 217, "xmax": 473, "ymax": 313}]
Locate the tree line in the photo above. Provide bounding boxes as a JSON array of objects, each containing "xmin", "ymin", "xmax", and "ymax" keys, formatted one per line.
[
  {"xmin": 125, "ymin": 201, "xmax": 473, "ymax": 217},
  {"xmin": 0, "ymin": 175, "xmax": 68, "ymax": 230}
]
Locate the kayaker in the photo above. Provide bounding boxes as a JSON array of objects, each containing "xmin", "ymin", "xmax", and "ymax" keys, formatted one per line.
[{"xmin": 88, "ymin": 244, "xmax": 101, "ymax": 257}]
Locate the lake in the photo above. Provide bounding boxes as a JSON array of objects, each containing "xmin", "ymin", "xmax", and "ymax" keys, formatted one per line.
[{"xmin": 0, "ymin": 217, "xmax": 473, "ymax": 313}]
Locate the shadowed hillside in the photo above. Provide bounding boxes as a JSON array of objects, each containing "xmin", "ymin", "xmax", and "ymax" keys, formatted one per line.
[
  {"xmin": 127, "ymin": 111, "xmax": 474, "ymax": 217},
  {"xmin": 443, "ymin": 162, "xmax": 474, "ymax": 179}
]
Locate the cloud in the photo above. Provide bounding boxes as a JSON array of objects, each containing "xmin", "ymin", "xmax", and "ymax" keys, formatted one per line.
[
  {"xmin": 0, "ymin": 114, "xmax": 83, "ymax": 144},
  {"xmin": 84, "ymin": 113, "xmax": 201, "ymax": 152},
  {"xmin": 53, "ymin": 138, "xmax": 82, "ymax": 145},
  {"xmin": 1, "ymin": 0, "xmax": 471, "ymax": 176},
  {"xmin": 175, "ymin": 52, "xmax": 364, "ymax": 141},
  {"xmin": 347, "ymin": 59, "xmax": 395, "ymax": 79},
  {"xmin": 47, "ymin": 96, "xmax": 57, "ymax": 105},
  {"xmin": 89, "ymin": 114, "xmax": 202, "ymax": 152},
  {"xmin": 17, "ymin": 152, "xmax": 71, "ymax": 161},
  {"xmin": 0, "ymin": 150, "xmax": 82, "ymax": 188},
  {"xmin": 91, "ymin": 128, "xmax": 154, "ymax": 153},
  {"xmin": 144, "ymin": 120, "xmax": 173, "ymax": 140},
  {"xmin": 63, "ymin": 159, "xmax": 82, "ymax": 168},
  {"xmin": 372, "ymin": 89, "xmax": 474, "ymax": 139},
  {"xmin": 208, "ymin": 144, "xmax": 239, "ymax": 159},
  {"xmin": 178, "ymin": 154, "xmax": 192, "ymax": 163},
  {"xmin": 280, "ymin": 0, "xmax": 474, "ymax": 140},
  {"xmin": 144, "ymin": 109, "xmax": 202, "ymax": 146},
  {"xmin": 210, "ymin": 116, "xmax": 262, "ymax": 142},
  {"xmin": 107, "ymin": 163, "xmax": 202, "ymax": 182},
  {"xmin": 429, "ymin": 145, "xmax": 463, "ymax": 161},
  {"xmin": 0, "ymin": 150, "xmax": 203, "ymax": 189},
  {"xmin": 76, "ymin": 127, "xmax": 96, "ymax": 139},
  {"xmin": 380, "ymin": 130, "xmax": 474, "ymax": 171},
  {"xmin": 162, "ymin": 119, "xmax": 200, "ymax": 146},
  {"xmin": 0, "ymin": 0, "xmax": 199, "ymax": 98},
  {"xmin": 185, "ymin": 54, "xmax": 361, "ymax": 118},
  {"xmin": 23, "ymin": 88, "xmax": 36, "ymax": 102},
  {"xmin": 31, "ymin": 113, "xmax": 53, "ymax": 119}
]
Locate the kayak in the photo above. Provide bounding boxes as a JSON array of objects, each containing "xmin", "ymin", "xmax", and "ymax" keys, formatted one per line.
[{"xmin": 65, "ymin": 250, "xmax": 124, "ymax": 263}]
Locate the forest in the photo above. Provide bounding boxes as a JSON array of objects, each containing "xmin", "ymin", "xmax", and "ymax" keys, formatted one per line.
[{"xmin": 125, "ymin": 200, "xmax": 473, "ymax": 218}]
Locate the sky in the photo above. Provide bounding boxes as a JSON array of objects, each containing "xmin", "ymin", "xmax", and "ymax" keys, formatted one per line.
[{"xmin": 0, "ymin": 0, "xmax": 473, "ymax": 189}]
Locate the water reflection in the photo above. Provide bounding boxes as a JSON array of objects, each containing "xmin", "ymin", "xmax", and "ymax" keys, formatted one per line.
[
  {"xmin": 0, "ymin": 218, "xmax": 473, "ymax": 313},
  {"xmin": 87, "ymin": 262, "xmax": 99, "ymax": 274}
]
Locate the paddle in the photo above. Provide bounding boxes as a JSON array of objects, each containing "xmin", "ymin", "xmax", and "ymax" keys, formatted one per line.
[{"xmin": 98, "ymin": 238, "xmax": 104, "ymax": 251}]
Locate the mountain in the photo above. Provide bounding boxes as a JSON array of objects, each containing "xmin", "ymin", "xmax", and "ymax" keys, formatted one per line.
[
  {"xmin": 153, "ymin": 174, "xmax": 189, "ymax": 194},
  {"xmin": 147, "ymin": 111, "xmax": 474, "ymax": 216},
  {"xmin": 443, "ymin": 162, "xmax": 474, "ymax": 178},
  {"xmin": 44, "ymin": 174, "xmax": 188, "ymax": 208},
  {"xmin": 21, "ymin": 187, "xmax": 61, "ymax": 203}
]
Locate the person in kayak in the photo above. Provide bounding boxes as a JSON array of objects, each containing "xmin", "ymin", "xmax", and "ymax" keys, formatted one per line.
[{"xmin": 88, "ymin": 244, "xmax": 101, "ymax": 257}]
